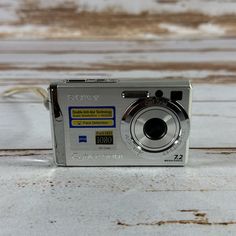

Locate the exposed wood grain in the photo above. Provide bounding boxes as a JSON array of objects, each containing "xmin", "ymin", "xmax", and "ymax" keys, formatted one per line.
[
  {"xmin": 0, "ymin": 0, "xmax": 236, "ymax": 39},
  {"xmin": 1, "ymin": 40, "xmax": 236, "ymax": 84},
  {"xmin": 1, "ymin": 149, "xmax": 236, "ymax": 235}
]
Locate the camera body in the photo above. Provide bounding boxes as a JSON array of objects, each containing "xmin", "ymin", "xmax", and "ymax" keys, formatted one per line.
[{"xmin": 49, "ymin": 79, "xmax": 191, "ymax": 166}]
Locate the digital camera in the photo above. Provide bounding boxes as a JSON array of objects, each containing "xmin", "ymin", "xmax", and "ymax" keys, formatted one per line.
[{"xmin": 49, "ymin": 79, "xmax": 192, "ymax": 166}]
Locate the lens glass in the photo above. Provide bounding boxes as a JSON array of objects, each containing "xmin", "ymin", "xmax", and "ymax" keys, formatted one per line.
[{"xmin": 143, "ymin": 118, "xmax": 167, "ymax": 140}]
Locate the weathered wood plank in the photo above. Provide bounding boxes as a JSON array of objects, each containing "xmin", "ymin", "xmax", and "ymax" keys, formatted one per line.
[
  {"xmin": 192, "ymin": 102, "xmax": 236, "ymax": 148},
  {"xmin": 1, "ymin": 148, "xmax": 236, "ymax": 191},
  {"xmin": 0, "ymin": 149, "xmax": 236, "ymax": 235},
  {"xmin": 1, "ymin": 52, "xmax": 236, "ymax": 65},
  {"xmin": 0, "ymin": 0, "xmax": 236, "ymax": 39},
  {"xmin": 1, "ymin": 40, "xmax": 236, "ymax": 84},
  {"xmin": 0, "ymin": 101, "xmax": 235, "ymax": 149},
  {"xmin": 192, "ymin": 84, "xmax": 236, "ymax": 102},
  {"xmin": 1, "ymin": 71, "xmax": 235, "ymax": 84},
  {"xmin": 1, "ymin": 40, "xmax": 236, "ymax": 53}
]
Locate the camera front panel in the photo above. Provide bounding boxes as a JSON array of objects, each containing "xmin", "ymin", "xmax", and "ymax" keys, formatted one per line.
[{"xmin": 49, "ymin": 80, "xmax": 191, "ymax": 166}]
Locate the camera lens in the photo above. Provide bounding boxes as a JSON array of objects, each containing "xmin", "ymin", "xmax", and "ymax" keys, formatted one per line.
[{"xmin": 143, "ymin": 118, "xmax": 167, "ymax": 140}]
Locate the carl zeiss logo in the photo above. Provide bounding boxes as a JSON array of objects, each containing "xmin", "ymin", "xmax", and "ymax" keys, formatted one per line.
[{"xmin": 79, "ymin": 135, "xmax": 87, "ymax": 143}]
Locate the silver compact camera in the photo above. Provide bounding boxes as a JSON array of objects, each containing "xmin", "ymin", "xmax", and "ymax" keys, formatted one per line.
[{"xmin": 49, "ymin": 79, "xmax": 192, "ymax": 166}]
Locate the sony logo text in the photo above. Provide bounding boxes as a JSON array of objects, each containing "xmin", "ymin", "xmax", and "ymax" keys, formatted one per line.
[{"xmin": 67, "ymin": 95, "xmax": 100, "ymax": 102}]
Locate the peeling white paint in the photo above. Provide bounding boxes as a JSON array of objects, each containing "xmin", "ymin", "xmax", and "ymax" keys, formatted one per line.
[
  {"xmin": 0, "ymin": 25, "xmax": 82, "ymax": 39},
  {"xmin": 0, "ymin": 23, "xmax": 225, "ymax": 39},
  {"xmin": 198, "ymin": 23, "xmax": 225, "ymax": 35},
  {"xmin": 0, "ymin": 25, "xmax": 49, "ymax": 37},
  {"xmin": 159, "ymin": 23, "xmax": 225, "ymax": 38}
]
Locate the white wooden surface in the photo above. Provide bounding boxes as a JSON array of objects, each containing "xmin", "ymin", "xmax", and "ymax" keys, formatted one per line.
[
  {"xmin": 1, "ymin": 149, "xmax": 236, "ymax": 236},
  {"xmin": 1, "ymin": 39, "xmax": 236, "ymax": 235},
  {"xmin": 1, "ymin": 3, "xmax": 236, "ymax": 235}
]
